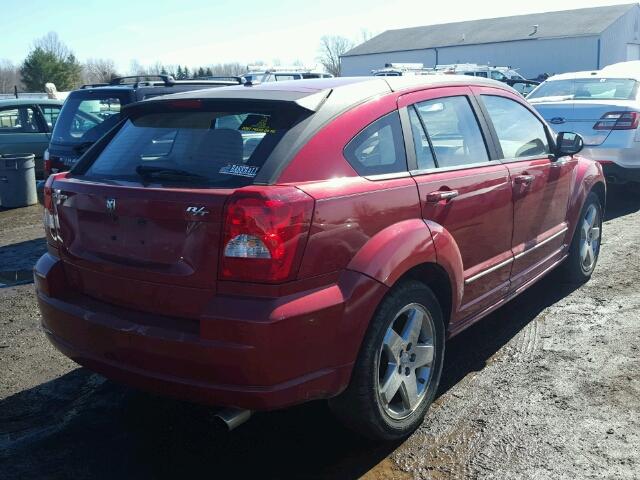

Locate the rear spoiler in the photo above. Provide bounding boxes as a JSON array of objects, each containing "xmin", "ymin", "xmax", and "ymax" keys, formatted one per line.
[{"xmin": 121, "ymin": 89, "xmax": 332, "ymax": 117}]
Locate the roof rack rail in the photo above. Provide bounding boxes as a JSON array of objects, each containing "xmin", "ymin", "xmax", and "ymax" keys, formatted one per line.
[
  {"xmin": 80, "ymin": 83, "xmax": 109, "ymax": 89},
  {"xmin": 109, "ymin": 75, "xmax": 176, "ymax": 87},
  {"xmin": 196, "ymin": 76, "xmax": 244, "ymax": 84}
]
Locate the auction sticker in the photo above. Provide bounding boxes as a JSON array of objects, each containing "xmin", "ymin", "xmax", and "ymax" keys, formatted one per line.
[{"xmin": 219, "ymin": 164, "xmax": 259, "ymax": 177}]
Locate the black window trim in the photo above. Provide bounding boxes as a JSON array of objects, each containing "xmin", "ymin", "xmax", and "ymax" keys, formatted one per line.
[
  {"xmin": 399, "ymin": 92, "xmax": 502, "ymax": 177},
  {"xmin": 476, "ymin": 93, "xmax": 556, "ymax": 164}
]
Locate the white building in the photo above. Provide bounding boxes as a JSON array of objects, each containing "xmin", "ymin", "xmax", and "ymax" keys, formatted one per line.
[{"xmin": 341, "ymin": 3, "xmax": 640, "ymax": 79}]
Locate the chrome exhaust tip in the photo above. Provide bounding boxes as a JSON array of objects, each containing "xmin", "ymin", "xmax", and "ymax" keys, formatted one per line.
[{"xmin": 214, "ymin": 407, "xmax": 252, "ymax": 431}]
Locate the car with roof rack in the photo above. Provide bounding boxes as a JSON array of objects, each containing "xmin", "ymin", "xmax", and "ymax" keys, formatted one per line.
[
  {"xmin": 44, "ymin": 75, "xmax": 243, "ymax": 178},
  {"xmin": 37, "ymin": 75, "xmax": 604, "ymax": 441}
]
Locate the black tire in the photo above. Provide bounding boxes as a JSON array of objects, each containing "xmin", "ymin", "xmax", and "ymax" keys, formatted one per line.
[
  {"xmin": 329, "ymin": 280, "xmax": 445, "ymax": 441},
  {"xmin": 561, "ymin": 191, "xmax": 603, "ymax": 284}
]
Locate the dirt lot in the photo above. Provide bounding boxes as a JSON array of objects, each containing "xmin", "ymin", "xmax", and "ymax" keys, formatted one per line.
[{"xmin": 1, "ymin": 188, "xmax": 639, "ymax": 480}]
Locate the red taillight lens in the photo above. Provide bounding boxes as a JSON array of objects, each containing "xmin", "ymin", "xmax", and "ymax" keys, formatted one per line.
[
  {"xmin": 220, "ymin": 187, "xmax": 314, "ymax": 283},
  {"xmin": 43, "ymin": 173, "xmax": 67, "ymax": 245},
  {"xmin": 593, "ymin": 111, "xmax": 640, "ymax": 130}
]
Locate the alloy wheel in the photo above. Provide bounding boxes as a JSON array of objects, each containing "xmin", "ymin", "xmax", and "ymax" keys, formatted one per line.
[
  {"xmin": 579, "ymin": 203, "xmax": 601, "ymax": 274},
  {"xmin": 376, "ymin": 303, "xmax": 436, "ymax": 420}
]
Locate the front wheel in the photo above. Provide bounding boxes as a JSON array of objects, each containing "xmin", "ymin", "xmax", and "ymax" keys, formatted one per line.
[
  {"xmin": 329, "ymin": 280, "xmax": 445, "ymax": 441},
  {"xmin": 562, "ymin": 191, "xmax": 603, "ymax": 283}
]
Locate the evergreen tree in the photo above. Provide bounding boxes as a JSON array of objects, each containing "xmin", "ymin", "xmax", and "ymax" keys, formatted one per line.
[
  {"xmin": 176, "ymin": 65, "xmax": 183, "ymax": 79},
  {"xmin": 183, "ymin": 66, "xmax": 190, "ymax": 79},
  {"xmin": 197, "ymin": 67, "xmax": 205, "ymax": 78},
  {"xmin": 21, "ymin": 47, "xmax": 81, "ymax": 91},
  {"xmin": 205, "ymin": 67, "xmax": 213, "ymax": 77}
]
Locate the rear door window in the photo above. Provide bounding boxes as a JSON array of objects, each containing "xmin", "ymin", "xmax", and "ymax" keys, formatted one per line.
[
  {"xmin": 343, "ymin": 111, "xmax": 407, "ymax": 176},
  {"xmin": 80, "ymin": 105, "xmax": 303, "ymax": 188},
  {"xmin": 412, "ymin": 96, "xmax": 489, "ymax": 168},
  {"xmin": 40, "ymin": 105, "xmax": 61, "ymax": 130},
  {"xmin": 481, "ymin": 95, "xmax": 550, "ymax": 159}
]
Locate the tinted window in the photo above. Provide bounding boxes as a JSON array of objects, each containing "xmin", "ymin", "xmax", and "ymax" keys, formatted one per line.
[
  {"xmin": 344, "ymin": 111, "xmax": 407, "ymax": 176},
  {"xmin": 41, "ymin": 105, "xmax": 61, "ymax": 129},
  {"xmin": 414, "ymin": 96, "xmax": 489, "ymax": 168},
  {"xmin": 81, "ymin": 106, "xmax": 302, "ymax": 188},
  {"xmin": 482, "ymin": 95, "xmax": 550, "ymax": 159},
  {"xmin": 52, "ymin": 95, "xmax": 124, "ymax": 144},
  {"xmin": 0, "ymin": 106, "xmax": 41, "ymax": 134},
  {"xmin": 408, "ymin": 107, "xmax": 436, "ymax": 170}
]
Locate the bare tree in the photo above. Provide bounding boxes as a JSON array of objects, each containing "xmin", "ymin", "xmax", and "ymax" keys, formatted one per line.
[
  {"xmin": 83, "ymin": 58, "xmax": 119, "ymax": 84},
  {"xmin": 317, "ymin": 36, "xmax": 354, "ymax": 77},
  {"xmin": 34, "ymin": 32, "xmax": 72, "ymax": 62},
  {"xmin": 0, "ymin": 59, "xmax": 22, "ymax": 94}
]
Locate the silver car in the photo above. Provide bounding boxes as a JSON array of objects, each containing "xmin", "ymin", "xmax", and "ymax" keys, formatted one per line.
[{"xmin": 528, "ymin": 62, "xmax": 640, "ymax": 184}]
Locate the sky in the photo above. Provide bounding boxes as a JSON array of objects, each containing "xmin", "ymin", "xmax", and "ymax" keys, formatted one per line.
[{"xmin": 0, "ymin": 0, "xmax": 633, "ymax": 72}]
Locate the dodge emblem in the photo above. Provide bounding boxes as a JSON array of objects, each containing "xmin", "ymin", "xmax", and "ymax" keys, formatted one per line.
[{"xmin": 106, "ymin": 198, "xmax": 116, "ymax": 214}]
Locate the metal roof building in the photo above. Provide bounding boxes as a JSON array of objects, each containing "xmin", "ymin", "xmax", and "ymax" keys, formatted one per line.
[{"xmin": 340, "ymin": 4, "xmax": 640, "ymax": 79}]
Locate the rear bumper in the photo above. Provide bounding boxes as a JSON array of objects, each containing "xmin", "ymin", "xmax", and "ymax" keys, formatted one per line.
[
  {"xmin": 582, "ymin": 145, "xmax": 640, "ymax": 171},
  {"xmin": 35, "ymin": 253, "xmax": 388, "ymax": 410}
]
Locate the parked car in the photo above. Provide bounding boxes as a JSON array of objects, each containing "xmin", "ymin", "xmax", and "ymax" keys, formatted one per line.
[
  {"xmin": 44, "ymin": 75, "xmax": 244, "ymax": 177},
  {"xmin": 528, "ymin": 62, "xmax": 640, "ymax": 185},
  {"xmin": 36, "ymin": 76, "xmax": 605, "ymax": 441},
  {"xmin": 244, "ymin": 66, "xmax": 333, "ymax": 83},
  {"xmin": 0, "ymin": 98, "xmax": 63, "ymax": 178}
]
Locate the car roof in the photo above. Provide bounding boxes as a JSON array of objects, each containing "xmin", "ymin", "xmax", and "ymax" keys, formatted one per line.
[
  {"xmin": 144, "ymin": 75, "xmax": 514, "ymax": 108},
  {"xmin": 0, "ymin": 98, "xmax": 64, "ymax": 107}
]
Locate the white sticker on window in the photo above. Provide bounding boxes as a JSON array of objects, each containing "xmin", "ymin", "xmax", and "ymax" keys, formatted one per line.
[{"xmin": 219, "ymin": 164, "xmax": 259, "ymax": 177}]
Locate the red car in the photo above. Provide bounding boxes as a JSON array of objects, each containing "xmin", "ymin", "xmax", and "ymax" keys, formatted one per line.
[{"xmin": 36, "ymin": 76, "xmax": 605, "ymax": 440}]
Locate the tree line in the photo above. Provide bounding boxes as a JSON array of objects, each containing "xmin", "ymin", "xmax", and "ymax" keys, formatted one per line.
[{"xmin": 1, "ymin": 31, "xmax": 370, "ymax": 94}]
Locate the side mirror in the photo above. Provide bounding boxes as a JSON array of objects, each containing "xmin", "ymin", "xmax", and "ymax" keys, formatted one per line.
[{"xmin": 555, "ymin": 131, "xmax": 584, "ymax": 157}]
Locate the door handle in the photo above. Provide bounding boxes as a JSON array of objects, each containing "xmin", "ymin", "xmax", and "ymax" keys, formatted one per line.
[
  {"xmin": 514, "ymin": 174, "xmax": 534, "ymax": 186},
  {"xmin": 426, "ymin": 190, "xmax": 459, "ymax": 203}
]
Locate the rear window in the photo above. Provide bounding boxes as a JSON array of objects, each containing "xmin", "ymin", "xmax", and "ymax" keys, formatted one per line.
[
  {"xmin": 52, "ymin": 93, "xmax": 125, "ymax": 144},
  {"xmin": 528, "ymin": 78, "xmax": 639, "ymax": 101},
  {"xmin": 80, "ymin": 105, "xmax": 302, "ymax": 188}
]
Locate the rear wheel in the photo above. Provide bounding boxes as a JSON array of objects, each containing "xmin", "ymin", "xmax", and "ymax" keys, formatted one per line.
[
  {"xmin": 562, "ymin": 192, "xmax": 602, "ymax": 283},
  {"xmin": 329, "ymin": 280, "xmax": 445, "ymax": 441}
]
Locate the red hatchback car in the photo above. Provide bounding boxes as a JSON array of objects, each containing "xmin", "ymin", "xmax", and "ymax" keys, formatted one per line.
[{"xmin": 36, "ymin": 76, "xmax": 605, "ymax": 440}]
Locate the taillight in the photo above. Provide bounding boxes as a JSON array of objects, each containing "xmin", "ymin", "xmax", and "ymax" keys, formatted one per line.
[
  {"xmin": 220, "ymin": 187, "xmax": 314, "ymax": 283},
  {"xmin": 43, "ymin": 172, "xmax": 67, "ymax": 245},
  {"xmin": 593, "ymin": 111, "xmax": 640, "ymax": 130},
  {"xmin": 43, "ymin": 149, "xmax": 51, "ymax": 176}
]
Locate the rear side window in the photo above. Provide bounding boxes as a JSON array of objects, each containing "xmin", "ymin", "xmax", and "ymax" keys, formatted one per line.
[
  {"xmin": 344, "ymin": 111, "xmax": 407, "ymax": 176},
  {"xmin": 413, "ymin": 96, "xmax": 489, "ymax": 168},
  {"xmin": 481, "ymin": 95, "xmax": 550, "ymax": 159},
  {"xmin": 81, "ymin": 105, "xmax": 302, "ymax": 188}
]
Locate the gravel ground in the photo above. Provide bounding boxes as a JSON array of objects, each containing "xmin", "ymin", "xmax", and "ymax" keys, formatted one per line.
[{"xmin": 0, "ymin": 187, "xmax": 639, "ymax": 480}]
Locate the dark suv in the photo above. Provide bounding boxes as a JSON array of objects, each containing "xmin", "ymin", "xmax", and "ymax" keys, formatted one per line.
[{"xmin": 44, "ymin": 75, "xmax": 243, "ymax": 176}]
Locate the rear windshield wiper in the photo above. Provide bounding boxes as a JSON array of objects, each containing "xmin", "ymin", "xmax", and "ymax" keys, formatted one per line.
[
  {"xmin": 135, "ymin": 165, "xmax": 209, "ymax": 182},
  {"xmin": 73, "ymin": 141, "xmax": 95, "ymax": 153}
]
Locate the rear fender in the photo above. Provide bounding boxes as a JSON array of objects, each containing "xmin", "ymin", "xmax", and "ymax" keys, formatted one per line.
[{"xmin": 346, "ymin": 219, "xmax": 464, "ymax": 319}]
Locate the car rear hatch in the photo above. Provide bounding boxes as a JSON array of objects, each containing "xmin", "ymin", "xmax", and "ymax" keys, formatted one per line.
[
  {"xmin": 528, "ymin": 76, "xmax": 639, "ymax": 146},
  {"xmin": 532, "ymin": 100, "xmax": 639, "ymax": 146},
  {"xmin": 49, "ymin": 94, "xmax": 323, "ymax": 317}
]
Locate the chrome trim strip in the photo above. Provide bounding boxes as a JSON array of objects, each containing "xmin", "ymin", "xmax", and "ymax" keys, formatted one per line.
[
  {"xmin": 465, "ymin": 257, "xmax": 514, "ymax": 284},
  {"xmin": 514, "ymin": 227, "xmax": 568, "ymax": 260}
]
